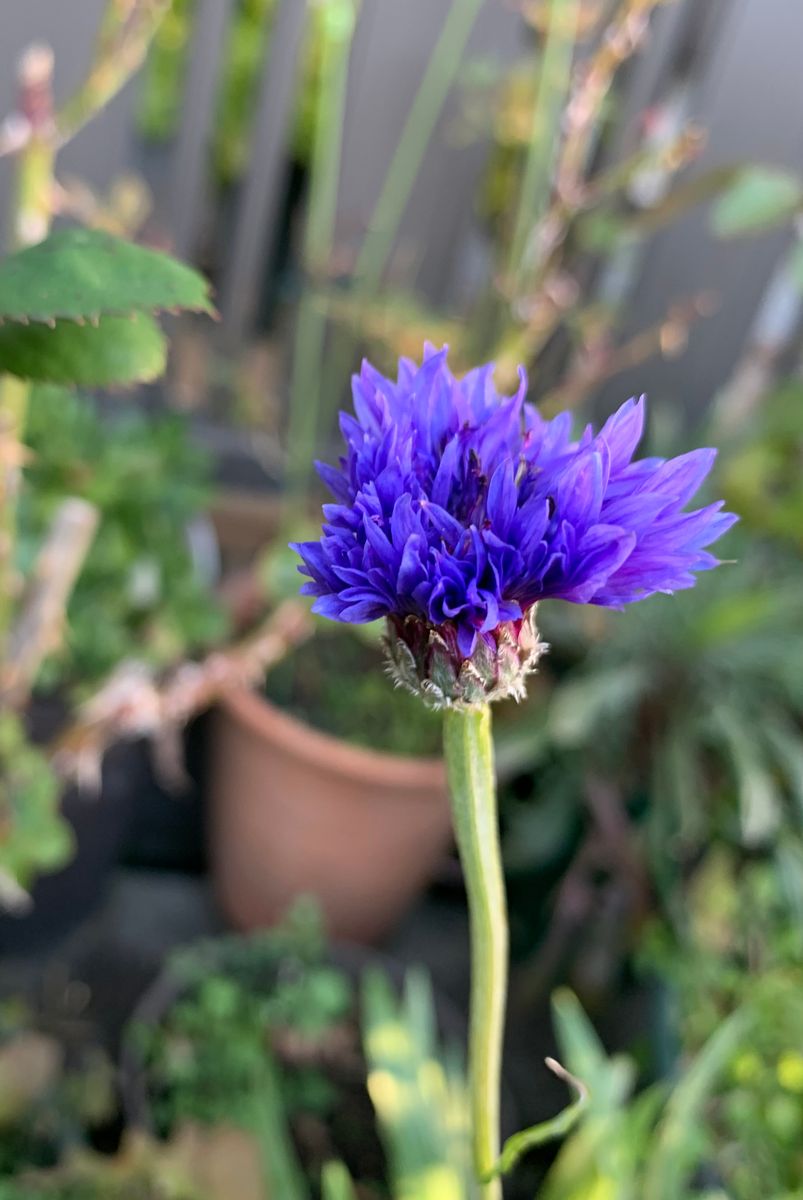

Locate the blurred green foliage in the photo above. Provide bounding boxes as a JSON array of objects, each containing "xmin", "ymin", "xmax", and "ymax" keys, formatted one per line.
[
  {"xmin": 643, "ymin": 847, "xmax": 803, "ymax": 1200},
  {"xmin": 539, "ymin": 987, "xmax": 751, "ymax": 1200},
  {"xmin": 0, "ymin": 712, "xmax": 70, "ymax": 890},
  {"xmin": 19, "ymin": 386, "xmax": 227, "ymax": 695},
  {"xmin": 131, "ymin": 903, "xmax": 352, "ymax": 1136},
  {"xmin": 0, "ymin": 998, "xmax": 115, "ymax": 1181},
  {"xmin": 719, "ymin": 379, "xmax": 803, "ymax": 549}
]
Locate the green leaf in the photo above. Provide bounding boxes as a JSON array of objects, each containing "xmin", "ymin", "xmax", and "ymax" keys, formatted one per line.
[
  {"xmin": 656, "ymin": 719, "xmax": 706, "ymax": 849},
  {"xmin": 0, "ymin": 228, "xmax": 214, "ymax": 325},
  {"xmin": 711, "ymin": 166, "xmax": 803, "ymax": 237},
  {"xmin": 643, "ymin": 1009, "xmax": 750, "ymax": 1200},
  {"xmin": 763, "ymin": 714, "xmax": 803, "ymax": 819},
  {"xmin": 775, "ymin": 837, "xmax": 803, "ymax": 938},
  {"xmin": 0, "ymin": 313, "xmax": 167, "ymax": 386},
  {"xmin": 362, "ymin": 969, "xmax": 471, "ymax": 1200},
  {"xmin": 711, "ymin": 706, "xmax": 782, "ymax": 847},
  {"xmin": 551, "ymin": 988, "xmax": 635, "ymax": 1116},
  {"xmin": 321, "ymin": 1162, "xmax": 358, "ymax": 1200}
]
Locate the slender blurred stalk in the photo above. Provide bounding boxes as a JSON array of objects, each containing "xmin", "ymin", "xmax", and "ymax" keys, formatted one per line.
[
  {"xmin": 555, "ymin": 0, "xmax": 661, "ymax": 198},
  {"xmin": 506, "ymin": 0, "xmax": 581, "ymax": 294},
  {"xmin": 285, "ymin": 0, "xmax": 358, "ymax": 506},
  {"xmin": 320, "ymin": 0, "xmax": 484, "ymax": 452},
  {"xmin": 56, "ymin": 0, "xmax": 172, "ymax": 143},
  {"xmin": 251, "ymin": 1052, "xmax": 307, "ymax": 1200},
  {"xmin": 354, "ymin": 0, "xmax": 484, "ymax": 294},
  {"xmin": 484, "ymin": 0, "xmax": 663, "ymax": 374},
  {"xmin": 0, "ymin": 45, "xmax": 57, "ymax": 662}
]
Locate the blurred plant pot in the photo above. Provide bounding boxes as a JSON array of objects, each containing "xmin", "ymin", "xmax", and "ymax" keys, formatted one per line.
[
  {"xmin": 208, "ymin": 488, "xmax": 282, "ymax": 576},
  {"xmin": 0, "ymin": 736, "xmax": 141, "ymax": 955},
  {"xmin": 207, "ymin": 687, "xmax": 452, "ymax": 943}
]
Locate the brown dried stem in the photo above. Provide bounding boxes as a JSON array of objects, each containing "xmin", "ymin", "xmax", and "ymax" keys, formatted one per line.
[
  {"xmin": 1, "ymin": 499, "xmax": 99, "ymax": 710},
  {"xmin": 538, "ymin": 290, "xmax": 717, "ymax": 414},
  {"xmin": 56, "ymin": 0, "xmax": 171, "ymax": 146},
  {"xmin": 556, "ymin": 0, "xmax": 665, "ymax": 200},
  {"xmin": 0, "ymin": 45, "xmax": 58, "ymax": 667},
  {"xmin": 51, "ymin": 600, "xmax": 313, "ymax": 788}
]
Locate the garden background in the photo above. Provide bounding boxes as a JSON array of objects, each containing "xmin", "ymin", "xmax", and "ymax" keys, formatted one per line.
[{"xmin": 0, "ymin": 2, "xmax": 802, "ymax": 1197}]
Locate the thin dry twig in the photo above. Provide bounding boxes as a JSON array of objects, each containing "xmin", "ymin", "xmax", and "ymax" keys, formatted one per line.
[
  {"xmin": 1, "ymin": 499, "xmax": 99, "ymax": 711},
  {"xmin": 56, "ymin": 0, "xmax": 172, "ymax": 145},
  {"xmin": 51, "ymin": 599, "xmax": 313, "ymax": 790},
  {"xmin": 557, "ymin": 0, "xmax": 664, "ymax": 199},
  {"xmin": 539, "ymin": 290, "xmax": 717, "ymax": 414}
]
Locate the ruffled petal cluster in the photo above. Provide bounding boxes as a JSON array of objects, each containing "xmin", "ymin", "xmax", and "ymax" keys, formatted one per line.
[{"xmin": 293, "ymin": 348, "xmax": 736, "ymax": 661}]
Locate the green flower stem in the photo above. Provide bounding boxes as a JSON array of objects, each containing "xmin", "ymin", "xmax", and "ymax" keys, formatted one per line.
[{"xmin": 443, "ymin": 703, "xmax": 507, "ymax": 1200}]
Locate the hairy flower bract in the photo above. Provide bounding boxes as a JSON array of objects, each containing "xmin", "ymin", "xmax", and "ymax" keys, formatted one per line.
[{"xmin": 292, "ymin": 347, "xmax": 736, "ymax": 702}]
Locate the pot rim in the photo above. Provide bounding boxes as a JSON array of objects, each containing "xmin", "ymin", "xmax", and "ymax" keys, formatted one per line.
[{"xmin": 217, "ymin": 684, "xmax": 447, "ymax": 791}]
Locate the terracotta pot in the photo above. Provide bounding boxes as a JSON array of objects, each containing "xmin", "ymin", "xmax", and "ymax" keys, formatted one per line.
[
  {"xmin": 207, "ymin": 687, "xmax": 452, "ymax": 943},
  {"xmin": 208, "ymin": 489, "xmax": 281, "ymax": 574}
]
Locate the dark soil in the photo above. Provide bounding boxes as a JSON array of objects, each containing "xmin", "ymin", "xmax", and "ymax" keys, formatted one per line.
[{"xmin": 264, "ymin": 628, "xmax": 443, "ymax": 757}]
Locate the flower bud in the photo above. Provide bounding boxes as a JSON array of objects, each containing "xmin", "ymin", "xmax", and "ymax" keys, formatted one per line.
[{"xmin": 384, "ymin": 605, "xmax": 547, "ymax": 709}]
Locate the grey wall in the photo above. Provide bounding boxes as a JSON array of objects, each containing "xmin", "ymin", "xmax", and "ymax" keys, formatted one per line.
[
  {"xmin": 336, "ymin": 0, "xmax": 523, "ymax": 304},
  {"xmin": 599, "ymin": 0, "xmax": 803, "ymax": 416}
]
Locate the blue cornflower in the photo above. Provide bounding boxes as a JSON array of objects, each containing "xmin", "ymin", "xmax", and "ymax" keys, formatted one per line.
[{"xmin": 292, "ymin": 347, "xmax": 736, "ymax": 706}]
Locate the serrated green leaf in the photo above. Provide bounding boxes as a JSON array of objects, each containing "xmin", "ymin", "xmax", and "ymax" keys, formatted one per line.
[
  {"xmin": 711, "ymin": 166, "xmax": 803, "ymax": 237},
  {"xmin": 0, "ymin": 312, "xmax": 167, "ymax": 386},
  {"xmin": 0, "ymin": 228, "xmax": 213, "ymax": 326}
]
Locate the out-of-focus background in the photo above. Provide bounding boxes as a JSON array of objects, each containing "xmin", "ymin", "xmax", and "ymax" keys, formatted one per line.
[{"xmin": 1, "ymin": 2, "xmax": 802, "ymax": 1197}]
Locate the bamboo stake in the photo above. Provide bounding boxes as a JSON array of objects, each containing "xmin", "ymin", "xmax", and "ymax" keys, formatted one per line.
[{"xmin": 51, "ymin": 600, "xmax": 313, "ymax": 788}]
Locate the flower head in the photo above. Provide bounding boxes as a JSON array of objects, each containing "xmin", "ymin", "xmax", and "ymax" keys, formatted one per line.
[{"xmin": 292, "ymin": 347, "xmax": 736, "ymax": 707}]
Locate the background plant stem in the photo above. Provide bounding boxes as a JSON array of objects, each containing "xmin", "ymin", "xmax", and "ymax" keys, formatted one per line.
[
  {"xmin": 56, "ymin": 0, "xmax": 172, "ymax": 143},
  {"xmin": 0, "ymin": 3, "xmax": 170, "ymax": 666},
  {"xmin": 0, "ymin": 47, "xmax": 56, "ymax": 663},
  {"xmin": 285, "ymin": 0, "xmax": 358, "ymax": 509},
  {"xmin": 354, "ymin": 0, "xmax": 484, "ymax": 294},
  {"xmin": 443, "ymin": 703, "xmax": 507, "ymax": 1200},
  {"xmin": 320, "ymin": 0, "xmax": 484, "ymax": 461},
  {"xmin": 506, "ymin": 0, "xmax": 580, "ymax": 295},
  {"xmin": 251, "ymin": 1051, "xmax": 308, "ymax": 1200}
]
